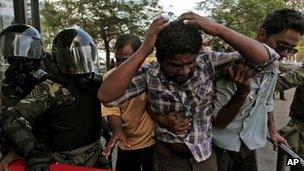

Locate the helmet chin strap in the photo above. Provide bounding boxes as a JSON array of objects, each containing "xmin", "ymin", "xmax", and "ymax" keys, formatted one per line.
[{"xmin": 5, "ymin": 65, "xmax": 37, "ymax": 84}]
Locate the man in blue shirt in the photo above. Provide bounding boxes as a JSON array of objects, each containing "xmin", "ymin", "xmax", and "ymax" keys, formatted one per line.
[{"xmin": 213, "ymin": 8, "xmax": 304, "ymax": 171}]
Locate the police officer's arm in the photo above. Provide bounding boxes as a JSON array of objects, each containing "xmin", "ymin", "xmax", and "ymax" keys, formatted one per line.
[
  {"xmin": 179, "ymin": 12, "xmax": 270, "ymax": 64},
  {"xmin": 289, "ymin": 85, "xmax": 304, "ymax": 118},
  {"xmin": 1, "ymin": 79, "xmax": 72, "ymax": 169},
  {"xmin": 276, "ymin": 67, "xmax": 304, "ymax": 91},
  {"xmin": 98, "ymin": 18, "xmax": 168, "ymax": 103},
  {"xmin": 213, "ymin": 64, "xmax": 251, "ymax": 128}
]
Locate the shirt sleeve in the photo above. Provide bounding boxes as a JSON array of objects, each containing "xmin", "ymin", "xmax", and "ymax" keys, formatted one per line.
[
  {"xmin": 276, "ymin": 67, "xmax": 304, "ymax": 91},
  {"xmin": 210, "ymin": 51, "xmax": 242, "ymax": 66},
  {"xmin": 15, "ymin": 79, "xmax": 74, "ymax": 123},
  {"xmin": 290, "ymin": 85, "xmax": 304, "ymax": 116},
  {"xmin": 0, "ymin": 79, "xmax": 74, "ymax": 158},
  {"xmin": 101, "ymin": 104, "xmax": 122, "ymax": 117},
  {"xmin": 209, "ymin": 44, "xmax": 280, "ymax": 79},
  {"xmin": 105, "ymin": 65, "xmax": 148, "ymax": 107},
  {"xmin": 266, "ymin": 71, "xmax": 278, "ymax": 112},
  {"xmin": 251, "ymin": 44, "xmax": 280, "ymax": 72}
]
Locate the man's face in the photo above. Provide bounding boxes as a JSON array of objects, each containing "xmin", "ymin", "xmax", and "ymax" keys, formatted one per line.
[
  {"xmin": 262, "ymin": 29, "xmax": 301, "ymax": 60},
  {"xmin": 115, "ymin": 44, "xmax": 133, "ymax": 67},
  {"xmin": 161, "ymin": 53, "xmax": 197, "ymax": 83}
]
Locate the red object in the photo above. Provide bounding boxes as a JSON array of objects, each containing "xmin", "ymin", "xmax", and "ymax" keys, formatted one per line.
[
  {"xmin": 8, "ymin": 160, "xmax": 24, "ymax": 171},
  {"xmin": 49, "ymin": 164, "xmax": 111, "ymax": 171},
  {"xmin": 8, "ymin": 159, "xmax": 111, "ymax": 171}
]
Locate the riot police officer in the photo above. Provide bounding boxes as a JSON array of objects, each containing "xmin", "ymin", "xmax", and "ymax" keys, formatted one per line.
[
  {"xmin": 0, "ymin": 24, "xmax": 46, "ymax": 166},
  {"xmin": 0, "ymin": 24, "xmax": 45, "ymax": 114},
  {"xmin": 1, "ymin": 28, "xmax": 108, "ymax": 171}
]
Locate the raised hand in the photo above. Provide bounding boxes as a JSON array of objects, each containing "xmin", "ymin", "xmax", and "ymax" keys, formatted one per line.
[
  {"xmin": 179, "ymin": 12, "xmax": 223, "ymax": 36},
  {"xmin": 141, "ymin": 17, "xmax": 169, "ymax": 56}
]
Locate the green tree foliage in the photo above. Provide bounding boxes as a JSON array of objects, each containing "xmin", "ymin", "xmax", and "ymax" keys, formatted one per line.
[
  {"xmin": 40, "ymin": 0, "xmax": 159, "ymax": 69},
  {"xmin": 197, "ymin": 0, "xmax": 304, "ymax": 51}
]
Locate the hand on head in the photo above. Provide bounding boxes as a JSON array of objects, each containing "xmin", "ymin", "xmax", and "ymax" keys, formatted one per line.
[{"xmin": 178, "ymin": 12, "xmax": 223, "ymax": 36}]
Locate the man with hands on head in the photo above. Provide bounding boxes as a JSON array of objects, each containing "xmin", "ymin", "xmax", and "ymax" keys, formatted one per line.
[
  {"xmin": 212, "ymin": 9, "xmax": 303, "ymax": 171},
  {"xmin": 99, "ymin": 12, "xmax": 274, "ymax": 171}
]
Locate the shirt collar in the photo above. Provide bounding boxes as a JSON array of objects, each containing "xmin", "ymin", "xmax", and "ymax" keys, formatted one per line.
[{"xmin": 150, "ymin": 57, "xmax": 204, "ymax": 86}]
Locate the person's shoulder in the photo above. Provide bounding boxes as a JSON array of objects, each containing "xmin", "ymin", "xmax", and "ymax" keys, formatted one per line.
[
  {"xmin": 142, "ymin": 61, "xmax": 160, "ymax": 76},
  {"xmin": 38, "ymin": 79, "xmax": 65, "ymax": 92},
  {"xmin": 262, "ymin": 43, "xmax": 280, "ymax": 60}
]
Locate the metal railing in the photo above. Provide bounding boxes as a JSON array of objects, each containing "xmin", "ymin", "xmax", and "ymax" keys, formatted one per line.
[{"xmin": 267, "ymin": 137, "xmax": 304, "ymax": 171}]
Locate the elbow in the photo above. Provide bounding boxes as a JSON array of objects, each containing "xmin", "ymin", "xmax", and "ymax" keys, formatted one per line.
[
  {"xmin": 258, "ymin": 51, "xmax": 270, "ymax": 64},
  {"xmin": 248, "ymin": 44, "xmax": 270, "ymax": 64},
  {"xmin": 251, "ymin": 53, "xmax": 269, "ymax": 65},
  {"xmin": 98, "ymin": 86, "xmax": 112, "ymax": 104}
]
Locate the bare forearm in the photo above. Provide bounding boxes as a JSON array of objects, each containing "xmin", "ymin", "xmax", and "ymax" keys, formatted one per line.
[
  {"xmin": 217, "ymin": 26, "xmax": 269, "ymax": 64},
  {"xmin": 98, "ymin": 47, "xmax": 149, "ymax": 103},
  {"xmin": 215, "ymin": 91, "xmax": 248, "ymax": 128},
  {"xmin": 107, "ymin": 115, "xmax": 124, "ymax": 133},
  {"xmin": 267, "ymin": 112, "xmax": 277, "ymax": 134}
]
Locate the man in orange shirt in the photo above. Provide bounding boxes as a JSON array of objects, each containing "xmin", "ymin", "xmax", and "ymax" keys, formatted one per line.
[{"xmin": 101, "ymin": 34, "xmax": 155, "ymax": 171}]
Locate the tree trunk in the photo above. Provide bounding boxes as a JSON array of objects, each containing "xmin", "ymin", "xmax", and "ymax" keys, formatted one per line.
[
  {"xmin": 100, "ymin": 26, "xmax": 111, "ymax": 71},
  {"xmin": 103, "ymin": 38, "xmax": 110, "ymax": 70}
]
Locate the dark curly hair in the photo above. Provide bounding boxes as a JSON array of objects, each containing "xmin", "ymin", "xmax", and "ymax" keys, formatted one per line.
[
  {"xmin": 114, "ymin": 34, "xmax": 142, "ymax": 52},
  {"xmin": 155, "ymin": 20, "xmax": 202, "ymax": 62},
  {"xmin": 260, "ymin": 8, "xmax": 304, "ymax": 36}
]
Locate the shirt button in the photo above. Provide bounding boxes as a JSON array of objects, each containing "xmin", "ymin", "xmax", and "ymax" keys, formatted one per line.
[{"xmin": 249, "ymin": 95, "xmax": 254, "ymax": 99}]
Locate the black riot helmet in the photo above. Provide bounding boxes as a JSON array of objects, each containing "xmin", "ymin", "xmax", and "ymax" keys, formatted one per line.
[
  {"xmin": 52, "ymin": 28, "xmax": 97, "ymax": 75},
  {"xmin": 0, "ymin": 24, "xmax": 43, "ymax": 59}
]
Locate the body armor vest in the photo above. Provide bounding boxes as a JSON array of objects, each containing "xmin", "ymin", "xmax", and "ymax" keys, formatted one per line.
[{"xmin": 46, "ymin": 74, "xmax": 102, "ymax": 152}]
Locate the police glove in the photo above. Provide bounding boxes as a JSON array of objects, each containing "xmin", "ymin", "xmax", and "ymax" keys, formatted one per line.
[{"xmin": 26, "ymin": 150, "xmax": 52, "ymax": 171}]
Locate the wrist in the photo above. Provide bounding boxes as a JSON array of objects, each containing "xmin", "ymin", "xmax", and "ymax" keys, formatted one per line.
[
  {"xmin": 112, "ymin": 128, "xmax": 123, "ymax": 135},
  {"xmin": 138, "ymin": 45, "xmax": 153, "ymax": 58},
  {"xmin": 268, "ymin": 127, "xmax": 277, "ymax": 135},
  {"xmin": 157, "ymin": 115, "xmax": 168, "ymax": 127}
]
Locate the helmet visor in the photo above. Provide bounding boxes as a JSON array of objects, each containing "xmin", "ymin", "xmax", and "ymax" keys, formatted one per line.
[
  {"xmin": 55, "ymin": 45, "xmax": 97, "ymax": 74},
  {"xmin": 0, "ymin": 34, "xmax": 43, "ymax": 59}
]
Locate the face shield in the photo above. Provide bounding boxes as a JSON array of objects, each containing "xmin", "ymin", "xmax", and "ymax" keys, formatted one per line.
[
  {"xmin": 54, "ymin": 44, "xmax": 97, "ymax": 75},
  {"xmin": 0, "ymin": 34, "xmax": 43, "ymax": 59}
]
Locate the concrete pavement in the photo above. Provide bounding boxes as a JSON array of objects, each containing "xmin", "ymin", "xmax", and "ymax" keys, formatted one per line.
[{"xmin": 257, "ymin": 88, "xmax": 296, "ymax": 171}]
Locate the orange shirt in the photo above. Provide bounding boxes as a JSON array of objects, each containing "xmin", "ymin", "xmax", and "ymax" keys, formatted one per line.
[{"xmin": 101, "ymin": 68, "xmax": 155, "ymax": 150}]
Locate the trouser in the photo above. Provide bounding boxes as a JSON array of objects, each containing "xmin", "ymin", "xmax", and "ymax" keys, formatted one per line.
[
  {"xmin": 116, "ymin": 145, "xmax": 155, "ymax": 171},
  {"xmin": 52, "ymin": 140, "xmax": 109, "ymax": 168},
  {"xmin": 213, "ymin": 142, "xmax": 257, "ymax": 171},
  {"xmin": 153, "ymin": 140, "xmax": 217, "ymax": 171}
]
